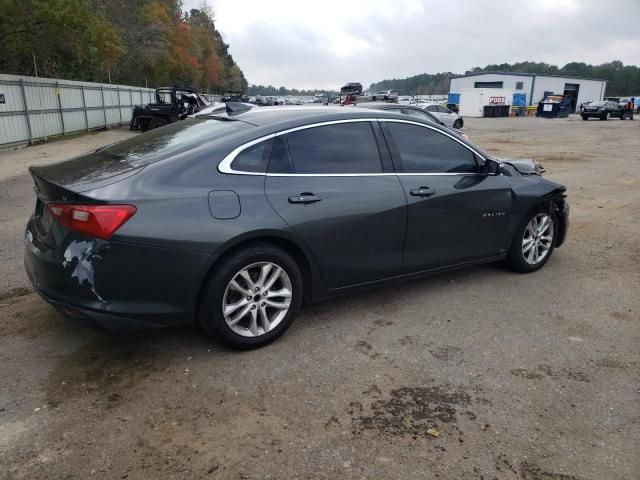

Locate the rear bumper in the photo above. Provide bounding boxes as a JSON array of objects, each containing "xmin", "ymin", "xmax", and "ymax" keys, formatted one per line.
[
  {"xmin": 24, "ymin": 218, "xmax": 213, "ymax": 330},
  {"xmin": 27, "ymin": 275, "xmax": 162, "ymax": 330}
]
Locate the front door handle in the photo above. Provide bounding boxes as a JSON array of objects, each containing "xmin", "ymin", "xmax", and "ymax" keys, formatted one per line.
[
  {"xmin": 288, "ymin": 193, "xmax": 322, "ymax": 204},
  {"xmin": 409, "ymin": 186, "xmax": 436, "ymax": 197}
]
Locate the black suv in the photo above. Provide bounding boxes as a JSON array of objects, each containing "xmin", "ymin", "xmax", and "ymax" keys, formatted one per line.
[{"xmin": 130, "ymin": 86, "xmax": 209, "ymax": 131}]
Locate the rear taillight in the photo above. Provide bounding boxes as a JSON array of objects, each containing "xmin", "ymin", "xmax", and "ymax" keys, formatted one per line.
[{"xmin": 48, "ymin": 204, "xmax": 136, "ymax": 240}]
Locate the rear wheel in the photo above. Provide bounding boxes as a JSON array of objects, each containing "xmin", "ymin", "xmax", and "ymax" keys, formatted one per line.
[
  {"xmin": 199, "ymin": 244, "xmax": 303, "ymax": 349},
  {"xmin": 148, "ymin": 117, "xmax": 168, "ymax": 130},
  {"xmin": 139, "ymin": 119, "xmax": 151, "ymax": 132},
  {"xmin": 506, "ymin": 210, "xmax": 557, "ymax": 273},
  {"xmin": 453, "ymin": 119, "xmax": 463, "ymax": 129}
]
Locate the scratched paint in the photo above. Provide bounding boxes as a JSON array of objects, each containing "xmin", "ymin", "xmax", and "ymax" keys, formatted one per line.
[{"xmin": 62, "ymin": 240, "xmax": 105, "ymax": 302}]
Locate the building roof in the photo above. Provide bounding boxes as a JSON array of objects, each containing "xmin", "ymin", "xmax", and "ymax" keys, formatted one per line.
[{"xmin": 451, "ymin": 71, "xmax": 606, "ymax": 83}]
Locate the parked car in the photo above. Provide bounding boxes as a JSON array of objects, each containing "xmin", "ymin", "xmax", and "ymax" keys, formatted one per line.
[
  {"xmin": 372, "ymin": 90, "xmax": 398, "ymax": 101},
  {"xmin": 340, "ymin": 82, "xmax": 363, "ymax": 95},
  {"xmin": 580, "ymin": 100, "xmax": 625, "ymax": 120},
  {"xmin": 424, "ymin": 103, "xmax": 463, "ymax": 128},
  {"xmin": 355, "ymin": 102, "xmax": 468, "ymax": 139},
  {"xmin": 25, "ymin": 107, "xmax": 569, "ymax": 349},
  {"xmin": 130, "ymin": 86, "xmax": 210, "ymax": 132},
  {"xmin": 410, "ymin": 98, "xmax": 428, "ymax": 107}
]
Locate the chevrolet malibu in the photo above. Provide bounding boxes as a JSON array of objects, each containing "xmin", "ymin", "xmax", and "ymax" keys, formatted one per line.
[{"xmin": 25, "ymin": 106, "xmax": 569, "ymax": 349}]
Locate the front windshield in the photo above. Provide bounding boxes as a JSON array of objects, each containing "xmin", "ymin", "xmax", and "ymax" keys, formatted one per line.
[
  {"xmin": 590, "ymin": 101, "xmax": 607, "ymax": 107},
  {"xmin": 156, "ymin": 90, "xmax": 172, "ymax": 104}
]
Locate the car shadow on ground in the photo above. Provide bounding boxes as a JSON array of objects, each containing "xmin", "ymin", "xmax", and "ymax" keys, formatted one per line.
[
  {"xmin": 3, "ymin": 260, "xmax": 517, "ymax": 408},
  {"xmin": 35, "ymin": 260, "xmax": 512, "ymax": 355}
]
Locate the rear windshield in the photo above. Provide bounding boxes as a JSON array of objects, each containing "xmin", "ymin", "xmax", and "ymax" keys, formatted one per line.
[{"xmin": 102, "ymin": 118, "xmax": 251, "ymax": 166}]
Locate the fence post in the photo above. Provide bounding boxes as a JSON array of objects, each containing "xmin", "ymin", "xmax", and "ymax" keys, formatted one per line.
[
  {"xmin": 55, "ymin": 82, "xmax": 66, "ymax": 135},
  {"xmin": 80, "ymin": 84, "xmax": 89, "ymax": 131},
  {"xmin": 19, "ymin": 79, "xmax": 34, "ymax": 145},
  {"xmin": 116, "ymin": 86, "xmax": 122, "ymax": 124},
  {"xmin": 100, "ymin": 86, "xmax": 107, "ymax": 127}
]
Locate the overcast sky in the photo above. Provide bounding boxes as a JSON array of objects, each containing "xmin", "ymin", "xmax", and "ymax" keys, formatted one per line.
[{"xmin": 183, "ymin": 0, "xmax": 640, "ymax": 90}]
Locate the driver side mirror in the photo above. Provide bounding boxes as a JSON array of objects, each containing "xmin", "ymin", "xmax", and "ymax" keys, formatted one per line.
[{"xmin": 482, "ymin": 158, "xmax": 502, "ymax": 175}]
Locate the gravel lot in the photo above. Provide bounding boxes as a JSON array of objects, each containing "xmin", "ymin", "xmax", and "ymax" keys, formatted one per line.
[{"xmin": 1, "ymin": 117, "xmax": 639, "ymax": 479}]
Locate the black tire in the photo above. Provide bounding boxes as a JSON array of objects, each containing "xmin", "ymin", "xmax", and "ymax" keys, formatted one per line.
[
  {"xmin": 199, "ymin": 243, "xmax": 303, "ymax": 349},
  {"xmin": 453, "ymin": 119, "xmax": 462, "ymax": 129},
  {"xmin": 581, "ymin": 115, "xmax": 588, "ymax": 121},
  {"xmin": 139, "ymin": 119, "xmax": 151, "ymax": 132},
  {"xmin": 600, "ymin": 112, "xmax": 610, "ymax": 121},
  {"xmin": 506, "ymin": 208, "xmax": 557, "ymax": 273},
  {"xmin": 148, "ymin": 118, "xmax": 167, "ymax": 130}
]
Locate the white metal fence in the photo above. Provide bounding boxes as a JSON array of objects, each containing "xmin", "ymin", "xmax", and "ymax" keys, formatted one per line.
[{"xmin": 0, "ymin": 74, "xmax": 157, "ymax": 147}]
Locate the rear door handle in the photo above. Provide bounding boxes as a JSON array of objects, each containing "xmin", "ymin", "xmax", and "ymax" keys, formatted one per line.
[
  {"xmin": 409, "ymin": 186, "xmax": 436, "ymax": 197},
  {"xmin": 288, "ymin": 193, "xmax": 322, "ymax": 204}
]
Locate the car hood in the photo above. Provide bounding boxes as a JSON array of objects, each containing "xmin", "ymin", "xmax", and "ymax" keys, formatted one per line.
[{"xmin": 498, "ymin": 157, "xmax": 545, "ymax": 175}]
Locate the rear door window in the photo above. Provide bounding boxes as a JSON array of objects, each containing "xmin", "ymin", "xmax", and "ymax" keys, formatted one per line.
[
  {"xmin": 385, "ymin": 122, "xmax": 477, "ymax": 174},
  {"xmin": 278, "ymin": 122, "xmax": 382, "ymax": 174}
]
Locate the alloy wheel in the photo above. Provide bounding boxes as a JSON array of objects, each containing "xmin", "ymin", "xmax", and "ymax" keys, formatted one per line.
[
  {"xmin": 222, "ymin": 262, "xmax": 292, "ymax": 337},
  {"xmin": 522, "ymin": 213, "xmax": 554, "ymax": 265}
]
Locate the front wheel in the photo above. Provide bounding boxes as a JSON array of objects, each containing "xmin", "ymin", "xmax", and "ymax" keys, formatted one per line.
[
  {"xmin": 199, "ymin": 244, "xmax": 303, "ymax": 349},
  {"xmin": 506, "ymin": 211, "xmax": 557, "ymax": 273},
  {"xmin": 453, "ymin": 119, "xmax": 463, "ymax": 129},
  {"xmin": 581, "ymin": 115, "xmax": 588, "ymax": 121}
]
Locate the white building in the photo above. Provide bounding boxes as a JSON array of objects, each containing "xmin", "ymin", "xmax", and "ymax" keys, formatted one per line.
[{"xmin": 449, "ymin": 72, "xmax": 607, "ymax": 113}]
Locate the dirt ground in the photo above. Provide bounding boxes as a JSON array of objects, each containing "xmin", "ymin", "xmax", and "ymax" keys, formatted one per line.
[{"xmin": 0, "ymin": 117, "xmax": 639, "ymax": 480}]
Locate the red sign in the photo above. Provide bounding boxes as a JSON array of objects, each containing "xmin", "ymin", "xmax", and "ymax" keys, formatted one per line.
[{"xmin": 489, "ymin": 96, "xmax": 506, "ymax": 105}]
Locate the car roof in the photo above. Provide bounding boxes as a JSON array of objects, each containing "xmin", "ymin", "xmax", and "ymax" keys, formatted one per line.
[
  {"xmin": 197, "ymin": 105, "xmax": 478, "ymax": 151},
  {"xmin": 215, "ymin": 105, "xmax": 402, "ymax": 128}
]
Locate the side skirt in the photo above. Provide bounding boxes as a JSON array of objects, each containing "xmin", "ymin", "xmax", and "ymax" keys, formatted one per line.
[{"xmin": 309, "ymin": 254, "xmax": 507, "ymax": 303}]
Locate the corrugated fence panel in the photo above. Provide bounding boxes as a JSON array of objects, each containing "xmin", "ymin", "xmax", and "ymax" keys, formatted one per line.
[
  {"xmin": 0, "ymin": 80, "xmax": 29, "ymax": 144},
  {"xmin": 0, "ymin": 74, "xmax": 156, "ymax": 147},
  {"xmin": 0, "ymin": 114, "xmax": 29, "ymax": 145},
  {"xmin": 30, "ymin": 112, "xmax": 63, "ymax": 139},
  {"xmin": 62, "ymin": 111, "xmax": 86, "ymax": 133},
  {"xmin": 87, "ymin": 109, "xmax": 105, "ymax": 130}
]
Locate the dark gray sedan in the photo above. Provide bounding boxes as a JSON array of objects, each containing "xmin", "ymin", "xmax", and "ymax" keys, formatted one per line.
[{"xmin": 25, "ymin": 106, "xmax": 569, "ymax": 348}]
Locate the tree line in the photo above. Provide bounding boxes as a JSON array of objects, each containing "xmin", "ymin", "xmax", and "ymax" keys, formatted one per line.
[
  {"xmin": 370, "ymin": 61, "xmax": 640, "ymax": 96},
  {"xmin": 0, "ymin": 0, "xmax": 247, "ymax": 93},
  {"xmin": 247, "ymin": 85, "xmax": 335, "ymax": 96}
]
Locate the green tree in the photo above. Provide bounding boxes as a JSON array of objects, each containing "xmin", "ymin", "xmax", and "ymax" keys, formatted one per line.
[{"xmin": 0, "ymin": 0, "xmax": 123, "ymax": 80}]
